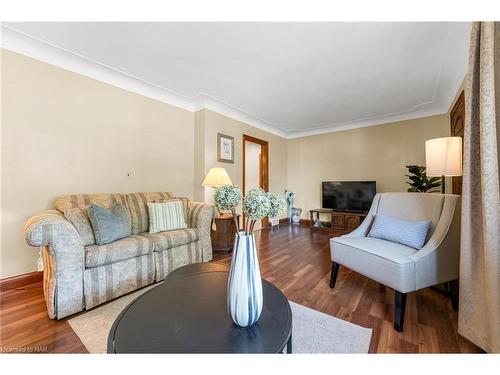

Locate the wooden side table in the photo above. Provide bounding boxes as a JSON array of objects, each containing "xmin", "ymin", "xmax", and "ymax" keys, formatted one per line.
[{"xmin": 211, "ymin": 213, "xmax": 240, "ymax": 253}]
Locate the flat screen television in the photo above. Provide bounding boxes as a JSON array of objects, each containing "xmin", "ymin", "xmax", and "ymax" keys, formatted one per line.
[{"xmin": 322, "ymin": 181, "xmax": 376, "ymax": 213}]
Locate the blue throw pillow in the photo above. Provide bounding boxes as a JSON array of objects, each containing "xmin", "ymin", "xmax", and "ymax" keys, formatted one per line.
[
  {"xmin": 87, "ymin": 203, "xmax": 131, "ymax": 245},
  {"xmin": 368, "ymin": 214, "xmax": 431, "ymax": 249}
]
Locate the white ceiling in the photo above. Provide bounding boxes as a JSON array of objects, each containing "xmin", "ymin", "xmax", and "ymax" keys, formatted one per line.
[{"xmin": 2, "ymin": 22, "xmax": 471, "ymax": 138}]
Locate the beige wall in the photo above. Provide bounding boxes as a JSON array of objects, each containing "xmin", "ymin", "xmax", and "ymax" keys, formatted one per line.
[
  {"xmin": 1, "ymin": 50, "xmax": 195, "ymax": 278},
  {"xmin": 0, "ymin": 48, "xmax": 456, "ymax": 278},
  {"xmin": 287, "ymin": 114, "xmax": 451, "ymax": 219},
  {"xmin": 193, "ymin": 109, "xmax": 288, "ymax": 214}
]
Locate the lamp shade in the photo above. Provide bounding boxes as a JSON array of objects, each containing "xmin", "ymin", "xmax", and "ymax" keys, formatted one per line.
[
  {"xmin": 202, "ymin": 167, "xmax": 233, "ymax": 187},
  {"xmin": 425, "ymin": 137, "xmax": 463, "ymax": 177}
]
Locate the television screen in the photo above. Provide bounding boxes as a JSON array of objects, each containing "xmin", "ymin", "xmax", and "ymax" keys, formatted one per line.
[{"xmin": 322, "ymin": 181, "xmax": 376, "ymax": 213}]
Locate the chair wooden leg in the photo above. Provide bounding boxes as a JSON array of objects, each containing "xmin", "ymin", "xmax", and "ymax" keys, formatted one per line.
[
  {"xmin": 329, "ymin": 262, "xmax": 340, "ymax": 288},
  {"xmin": 450, "ymin": 279, "xmax": 459, "ymax": 311},
  {"xmin": 394, "ymin": 291, "xmax": 407, "ymax": 332}
]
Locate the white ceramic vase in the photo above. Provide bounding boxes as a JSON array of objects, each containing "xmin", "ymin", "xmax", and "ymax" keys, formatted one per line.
[{"xmin": 227, "ymin": 232, "xmax": 263, "ymax": 327}]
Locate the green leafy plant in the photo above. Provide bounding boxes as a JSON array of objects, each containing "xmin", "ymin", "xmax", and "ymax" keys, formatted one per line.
[{"xmin": 405, "ymin": 165, "xmax": 441, "ymax": 193}]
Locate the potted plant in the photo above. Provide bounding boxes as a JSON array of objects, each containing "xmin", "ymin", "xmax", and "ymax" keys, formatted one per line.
[
  {"xmin": 405, "ymin": 165, "xmax": 442, "ymax": 192},
  {"xmin": 214, "ymin": 185, "xmax": 286, "ymax": 327}
]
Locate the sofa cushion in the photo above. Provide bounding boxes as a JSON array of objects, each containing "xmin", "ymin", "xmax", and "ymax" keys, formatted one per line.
[
  {"xmin": 54, "ymin": 193, "xmax": 128, "ymax": 214},
  {"xmin": 87, "ymin": 203, "xmax": 131, "ymax": 245},
  {"xmin": 84, "ymin": 253, "xmax": 155, "ymax": 309},
  {"xmin": 368, "ymin": 214, "xmax": 431, "ymax": 249},
  {"xmin": 154, "ymin": 197, "xmax": 190, "ymax": 226},
  {"xmin": 126, "ymin": 192, "xmax": 173, "ymax": 234},
  {"xmin": 85, "ymin": 234, "xmax": 155, "ymax": 268},
  {"xmin": 140, "ymin": 228, "xmax": 200, "ymax": 252},
  {"xmin": 64, "ymin": 206, "xmax": 95, "ymax": 246},
  {"xmin": 333, "ymin": 237, "xmax": 417, "ymax": 263},
  {"xmin": 147, "ymin": 201, "xmax": 187, "ymax": 234},
  {"xmin": 331, "ymin": 236, "xmax": 418, "ymax": 292}
]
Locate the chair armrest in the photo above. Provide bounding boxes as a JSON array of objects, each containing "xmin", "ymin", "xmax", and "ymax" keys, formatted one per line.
[
  {"xmin": 24, "ymin": 210, "xmax": 84, "ymax": 319},
  {"xmin": 409, "ymin": 195, "xmax": 461, "ymax": 289},
  {"xmin": 188, "ymin": 202, "xmax": 216, "ymax": 262}
]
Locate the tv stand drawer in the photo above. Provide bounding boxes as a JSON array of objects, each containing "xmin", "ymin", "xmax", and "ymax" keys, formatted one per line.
[
  {"xmin": 331, "ymin": 213, "xmax": 345, "ymax": 229},
  {"xmin": 345, "ymin": 215, "xmax": 361, "ymax": 230},
  {"xmin": 309, "ymin": 209, "xmax": 366, "ymax": 234}
]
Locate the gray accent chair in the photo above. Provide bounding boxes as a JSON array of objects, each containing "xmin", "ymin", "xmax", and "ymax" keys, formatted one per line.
[{"xmin": 329, "ymin": 192, "xmax": 461, "ymax": 331}]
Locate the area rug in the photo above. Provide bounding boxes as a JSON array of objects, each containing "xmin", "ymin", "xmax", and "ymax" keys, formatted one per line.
[{"xmin": 69, "ymin": 286, "xmax": 372, "ymax": 354}]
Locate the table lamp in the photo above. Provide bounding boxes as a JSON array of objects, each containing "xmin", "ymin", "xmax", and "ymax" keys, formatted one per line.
[
  {"xmin": 425, "ymin": 137, "xmax": 463, "ymax": 194},
  {"xmin": 202, "ymin": 167, "xmax": 233, "ymax": 214},
  {"xmin": 202, "ymin": 167, "xmax": 233, "ymax": 188}
]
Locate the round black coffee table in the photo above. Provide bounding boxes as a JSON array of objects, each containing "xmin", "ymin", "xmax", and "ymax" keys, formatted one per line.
[{"xmin": 107, "ymin": 262, "xmax": 292, "ymax": 353}]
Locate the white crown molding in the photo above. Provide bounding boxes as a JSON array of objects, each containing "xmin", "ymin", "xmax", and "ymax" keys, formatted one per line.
[
  {"xmin": 0, "ymin": 25, "xmax": 196, "ymax": 112},
  {"xmin": 286, "ymin": 106, "xmax": 448, "ymax": 139},
  {"xmin": 1, "ymin": 24, "xmax": 288, "ymax": 138},
  {"xmin": 1, "ymin": 24, "xmax": 451, "ymax": 140},
  {"xmin": 192, "ymin": 93, "xmax": 288, "ymax": 138}
]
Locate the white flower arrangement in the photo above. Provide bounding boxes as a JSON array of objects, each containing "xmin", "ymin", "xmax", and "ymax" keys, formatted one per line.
[
  {"xmin": 243, "ymin": 188, "xmax": 271, "ymax": 233},
  {"xmin": 214, "ymin": 185, "xmax": 287, "ymax": 236},
  {"xmin": 268, "ymin": 192, "xmax": 286, "ymax": 219},
  {"xmin": 214, "ymin": 185, "xmax": 242, "ymax": 231},
  {"xmin": 214, "ymin": 185, "xmax": 242, "ymax": 211}
]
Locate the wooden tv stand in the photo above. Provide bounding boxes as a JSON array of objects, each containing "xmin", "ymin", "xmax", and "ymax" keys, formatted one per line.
[{"xmin": 309, "ymin": 208, "xmax": 367, "ymax": 235}]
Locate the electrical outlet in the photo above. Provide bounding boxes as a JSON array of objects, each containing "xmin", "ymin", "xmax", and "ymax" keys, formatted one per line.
[
  {"xmin": 37, "ymin": 247, "xmax": 44, "ymax": 271},
  {"xmin": 37, "ymin": 258, "xmax": 44, "ymax": 271}
]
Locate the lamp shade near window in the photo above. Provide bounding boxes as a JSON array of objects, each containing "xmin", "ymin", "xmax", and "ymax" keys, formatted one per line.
[
  {"xmin": 425, "ymin": 136, "xmax": 463, "ymax": 194},
  {"xmin": 202, "ymin": 167, "xmax": 233, "ymax": 187},
  {"xmin": 425, "ymin": 137, "xmax": 463, "ymax": 177}
]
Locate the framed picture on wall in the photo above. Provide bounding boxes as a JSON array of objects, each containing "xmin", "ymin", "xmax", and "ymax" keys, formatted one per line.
[{"xmin": 217, "ymin": 133, "xmax": 234, "ymax": 163}]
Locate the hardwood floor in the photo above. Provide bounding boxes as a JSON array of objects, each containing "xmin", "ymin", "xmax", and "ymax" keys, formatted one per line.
[{"xmin": 0, "ymin": 224, "xmax": 481, "ymax": 353}]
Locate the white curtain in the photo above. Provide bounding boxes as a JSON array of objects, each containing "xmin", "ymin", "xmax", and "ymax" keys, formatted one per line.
[{"xmin": 459, "ymin": 22, "xmax": 500, "ymax": 353}]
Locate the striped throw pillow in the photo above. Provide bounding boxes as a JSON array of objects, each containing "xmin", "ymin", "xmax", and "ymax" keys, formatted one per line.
[
  {"xmin": 368, "ymin": 214, "xmax": 431, "ymax": 250},
  {"xmin": 154, "ymin": 197, "xmax": 190, "ymax": 226},
  {"xmin": 147, "ymin": 201, "xmax": 187, "ymax": 234}
]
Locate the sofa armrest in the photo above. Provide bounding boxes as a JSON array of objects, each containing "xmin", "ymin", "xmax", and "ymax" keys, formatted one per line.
[
  {"xmin": 188, "ymin": 202, "xmax": 216, "ymax": 262},
  {"xmin": 24, "ymin": 210, "xmax": 84, "ymax": 319},
  {"xmin": 409, "ymin": 195, "xmax": 461, "ymax": 289}
]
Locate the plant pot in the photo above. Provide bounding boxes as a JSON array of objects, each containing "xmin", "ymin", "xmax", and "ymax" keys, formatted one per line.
[{"xmin": 227, "ymin": 232, "xmax": 263, "ymax": 327}]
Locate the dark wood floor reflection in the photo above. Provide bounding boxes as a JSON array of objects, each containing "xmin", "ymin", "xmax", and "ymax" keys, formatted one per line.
[
  {"xmin": 0, "ymin": 224, "xmax": 481, "ymax": 353},
  {"xmin": 215, "ymin": 224, "xmax": 481, "ymax": 353}
]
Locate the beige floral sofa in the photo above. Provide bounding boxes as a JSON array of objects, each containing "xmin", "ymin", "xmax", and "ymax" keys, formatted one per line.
[{"xmin": 24, "ymin": 192, "xmax": 215, "ymax": 319}]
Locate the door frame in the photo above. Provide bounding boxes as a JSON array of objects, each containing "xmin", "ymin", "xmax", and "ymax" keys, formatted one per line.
[
  {"xmin": 242, "ymin": 134, "xmax": 269, "ymax": 229},
  {"xmin": 450, "ymin": 90, "xmax": 465, "ymax": 195}
]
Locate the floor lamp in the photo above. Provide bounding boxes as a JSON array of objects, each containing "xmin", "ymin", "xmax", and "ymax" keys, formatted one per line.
[{"xmin": 425, "ymin": 137, "xmax": 463, "ymax": 193}]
